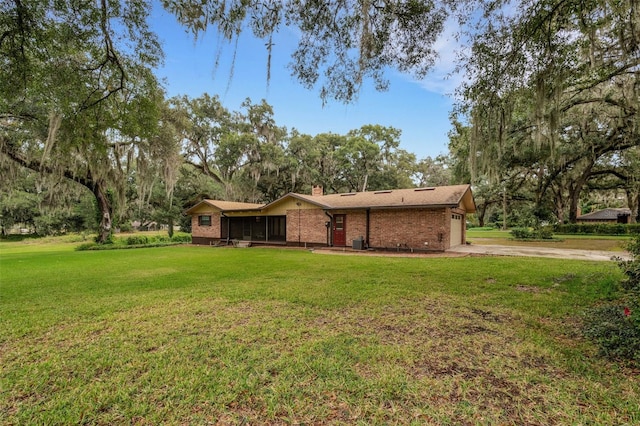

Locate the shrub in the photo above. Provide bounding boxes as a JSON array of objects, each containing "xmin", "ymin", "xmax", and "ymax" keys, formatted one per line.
[
  {"xmin": 119, "ymin": 222, "xmax": 133, "ymax": 233},
  {"xmin": 510, "ymin": 226, "xmax": 554, "ymax": 240},
  {"xmin": 619, "ymin": 236, "xmax": 640, "ymax": 293},
  {"xmin": 155, "ymin": 235, "xmax": 171, "ymax": 243},
  {"xmin": 171, "ymin": 234, "xmax": 192, "ymax": 243},
  {"xmin": 583, "ymin": 302, "xmax": 640, "ymax": 362},
  {"xmin": 584, "ymin": 235, "xmax": 640, "ymax": 363},
  {"xmin": 554, "ymin": 223, "xmax": 640, "ymax": 235},
  {"xmin": 0, "ymin": 234, "xmax": 40, "ymax": 242},
  {"xmin": 76, "ymin": 242, "xmax": 98, "ymax": 251},
  {"xmin": 536, "ymin": 226, "xmax": 554, "ymax": 240},
  {"xmin": 126, "ymin": 235, "xmax": 149, "ymax": 245},
  {"xmin": 510, "ymin": 227, "xmax": 533, "ymax": 239}
]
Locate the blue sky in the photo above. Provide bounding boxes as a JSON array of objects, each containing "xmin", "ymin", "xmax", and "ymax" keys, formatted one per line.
[{"xmin": 150, "ymin": 3, "xmax": 462, "ymax": 160}]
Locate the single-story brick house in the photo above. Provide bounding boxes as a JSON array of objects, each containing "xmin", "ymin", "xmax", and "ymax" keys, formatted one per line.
[
  {"xmin": 576, "ymin": 208, "xmax": 631, "ymax": 224},
  {"xmin": 186, "ymin": 184, "xmax": 476, "ymax": 251}
]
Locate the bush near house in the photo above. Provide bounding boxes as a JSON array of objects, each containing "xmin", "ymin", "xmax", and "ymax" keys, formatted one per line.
[
  {"xmin": 126, "ymin": 235, "xmax": 149, "ymax": 245},
  {"xmin": 76, "ymin": 233, "xmax": 191, "ymax": 251},
  {"xmin": 584, "ymin": 236, "xmax": 640, "ymax": 363},
  {"xmin": 510, "ymin": 226, "xmax": 554, "ymax": 240},
  {"xmin": 555, "ymin": 223, "xmax": 640, "ymax": 235}
]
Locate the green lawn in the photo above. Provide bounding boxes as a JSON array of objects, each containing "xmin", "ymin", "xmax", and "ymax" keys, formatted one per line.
[
  {"xmin": 1, "ymin": 241, "xmax": 638, "ymax": 424},
  {"xmin": 467, "ymin": 228, "xmax": 632, "ymax": 251}
]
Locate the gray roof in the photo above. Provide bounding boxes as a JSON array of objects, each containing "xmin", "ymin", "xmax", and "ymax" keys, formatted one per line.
[
  {"xmin": 186, "ymin": 185, "xmax": 476, "ymax": 214},
  {"xmin": 578, "ymin": 208, "xmax": 631, "ymax": 221},
  {"xmin": 185, "ymin": 199, "xmax": 263, "ymax": 214},
  {"xmin": 281, "ymin": 185, "xmax": 475, "ymax": 211}
]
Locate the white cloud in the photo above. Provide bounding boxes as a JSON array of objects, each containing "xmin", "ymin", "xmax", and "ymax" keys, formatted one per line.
[
  {"xmin": 412, "ymin": 17, "xmax": 467, "ymax": 98},
  {"xmin": 411, "ymin": 0, "xmax": 521, "ymax": 98}
]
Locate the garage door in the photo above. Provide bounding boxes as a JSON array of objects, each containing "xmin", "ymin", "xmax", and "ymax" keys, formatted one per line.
[{"xmin": 450, "ymin": 213, "xmax": 463, "ymax": 247}]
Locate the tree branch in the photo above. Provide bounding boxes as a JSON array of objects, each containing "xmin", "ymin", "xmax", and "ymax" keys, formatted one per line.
[
  {"xmin": 0, "ymin": 137, "xmax": 95, "ymax": 191},
  {"xmin": 77, "ymin": 0, "xmax": 126, "ymax": 112}
]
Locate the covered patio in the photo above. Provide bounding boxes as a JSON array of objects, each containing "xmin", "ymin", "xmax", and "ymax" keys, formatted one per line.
[{"xmin": 220, "ymin": 215, "xmax": 287, "ymax": 244}]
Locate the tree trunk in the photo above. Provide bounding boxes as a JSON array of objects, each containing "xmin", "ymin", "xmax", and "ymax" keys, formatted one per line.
[
  {"xmin": 92, "ymin": 179, "xmax": 113, "ymax": 243},
  {"xmin": 628, "ymin": 188, "xmax": 639, "ymax": 224},
  {"xmin": 475, "ymin": 199, "xmax": 496, "ymax": 228},
  {"xmin": 477, "ymin": 210, "xmax": 486, "ymax": 227},
  {"xmin": 168, "ymin": 216, "xmax": 174, "ymax": 238},
  {"xmin": 553, "ymin": 188, "xmax": 565, "ymax": 223},
  {"xmin": 568, "ymin": 174, "xmax": 590, "ymax": 224},
  {"xmin": 475, "ymin": 202, "xmax": 488, "ymax": 227},
  {"xmin": 502, "ymin": 190, "xmax": 507, "ymax": 230},
  {"xmin": 568, "ymin": 187, "xmax": 581, "ymax": 224}
]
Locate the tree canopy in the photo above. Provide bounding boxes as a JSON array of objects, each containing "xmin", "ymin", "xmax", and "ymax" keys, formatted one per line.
[
  {"xmin": 451, "ymin": 0, "xmax": 640, "ymax": 224},
  {"xmin": 3, "ymin": 0, "xmax": 639, "ymax": 238},
  {"xmin": 0, "ymin": 0, "xmax": 169, "ymax": 242},
  {"xmin": 162, "ymin": 0, "xmax": 461, "ymax": 103}
]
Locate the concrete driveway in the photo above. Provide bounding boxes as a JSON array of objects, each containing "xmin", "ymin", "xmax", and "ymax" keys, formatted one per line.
[{"xmin": 448, "ymin": 244, "xmax": 631, "ymax": 261}]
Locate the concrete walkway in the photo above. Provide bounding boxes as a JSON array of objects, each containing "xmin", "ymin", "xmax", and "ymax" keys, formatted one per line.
[
  {"xmin": 447, "ymin": 244, "xmax": 631, "ymax": 261},
  {"xmin": 313, "ymin": 244, "xmax": 631, "ymax": 261}
]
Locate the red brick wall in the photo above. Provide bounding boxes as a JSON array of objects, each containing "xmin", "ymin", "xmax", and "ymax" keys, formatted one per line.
[
  {"xmin": 286, "ymin": 209, "xmax": 328, "ymax": 245},
  {"xmin": 369, "ymin": 208, "xmax": 450, "ymax": 251},
  {"xmin": 329, "ymin": 210, "xmax": 367, "ymax": 246},
  {"xmin": 190, "ymin": 206, "xmax": 463, "ymax": 250},
  {"xmin": 284, "ymin": 208, "xmax": 455, "ymax": 250},
  {"xmin": 191, "ymin": 212, "xmax": 221, "ymax": 241}
]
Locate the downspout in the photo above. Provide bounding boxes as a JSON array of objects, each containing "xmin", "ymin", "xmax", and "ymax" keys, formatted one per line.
[
  {"xmin": 324, "ymin": 211, "xmax": 333, "ymax": 246},
  {"xmin": 365, "ymin": 208, "xmax": 370, "ymax": 249},
  {"xmin": 221, "ymin": 212, "xmax": 230, "ymax": 244},
  {"xmin": 296, "ymin": 202, "xmax": 301, "ymax": 246}
]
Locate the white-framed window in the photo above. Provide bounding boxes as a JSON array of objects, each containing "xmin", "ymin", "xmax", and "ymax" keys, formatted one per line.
[{"xmin": 198, "ymin": 215, "xmax": 212, "ymax": 226}]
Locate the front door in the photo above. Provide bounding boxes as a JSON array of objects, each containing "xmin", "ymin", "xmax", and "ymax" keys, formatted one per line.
[{"xmin": 333, "ymin": 214, "xmax": 346, "ymax": 246}]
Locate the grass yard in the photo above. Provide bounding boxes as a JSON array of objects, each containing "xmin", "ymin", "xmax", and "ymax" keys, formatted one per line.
[
  {"xmin": 1, "ymin": 241, "xmax": 639, "ymax": 424},
  {"xmin": 467, "ymin": 228, "xmax": 631, "ymax": 251}
]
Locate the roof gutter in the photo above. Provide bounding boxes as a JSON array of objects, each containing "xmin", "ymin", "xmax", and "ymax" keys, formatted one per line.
[
  {"xmin": 219, "ymin": 208, "xmax": 263, "ymax": 213},
  {"xmin": 324, "ymin": 211, "xmax": 333, "ymax": 247},
  {"xmin": 322, "ymin": 203, "xmax": 459, "ymax": 211}
]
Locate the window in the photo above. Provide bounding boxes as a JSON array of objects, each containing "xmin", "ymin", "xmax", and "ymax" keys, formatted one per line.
[{"xmin": 198, "ymin": 215, "xmax": 212, "ymax": 226}]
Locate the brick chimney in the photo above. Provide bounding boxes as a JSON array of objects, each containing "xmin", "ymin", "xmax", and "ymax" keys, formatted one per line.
[{"xmin": 312, "ymin": 185, "xmax": 324, "ymax": 196}]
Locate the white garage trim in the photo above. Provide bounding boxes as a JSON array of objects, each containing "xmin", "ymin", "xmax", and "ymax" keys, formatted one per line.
[{"xmin": 450, "ymin": 213, "xmax": 463, "ymax": 247}]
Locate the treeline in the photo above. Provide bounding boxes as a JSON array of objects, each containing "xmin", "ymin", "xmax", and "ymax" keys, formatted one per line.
[
  {"xmin": 2, "ymin": 0, "xmax": 639, "ymax": 241},
  {"xmin": 1, "ymin": 95, "xmax": 450, "ymax": 238},
  {"xmin": 447, "ymin": 0, "xmax": 640, "ymax": 228}
]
